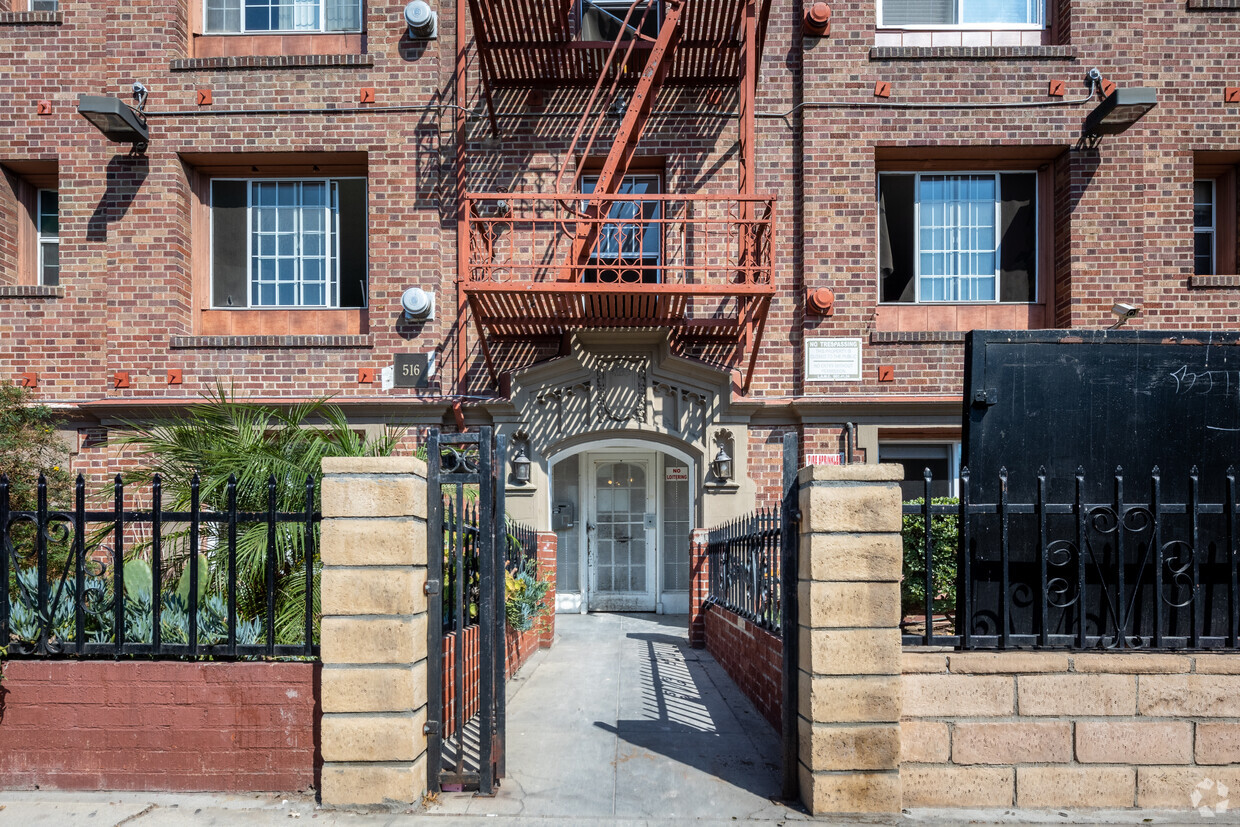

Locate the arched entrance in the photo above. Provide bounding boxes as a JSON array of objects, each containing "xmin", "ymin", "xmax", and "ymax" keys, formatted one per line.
[{"xmin": 546, "ymin": 436, "xmax": 699, "ymax": 614}]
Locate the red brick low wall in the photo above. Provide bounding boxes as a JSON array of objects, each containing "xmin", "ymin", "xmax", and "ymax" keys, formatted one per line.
[
  {"xmin": 440, "ymin": 622, "xmax": 544, "ymax": 739},
  {"xmin": 704, "ymin": 603, "xmax": 782, "ymax": 730},
  {"xmin": 0, "ymin": 660, "xmax": 319, "ymax": 792}
]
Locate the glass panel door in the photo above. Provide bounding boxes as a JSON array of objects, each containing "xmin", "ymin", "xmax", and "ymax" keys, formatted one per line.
[{"xmin": 589, "ymin": 457, "xmax": 656, "ymax": 611}]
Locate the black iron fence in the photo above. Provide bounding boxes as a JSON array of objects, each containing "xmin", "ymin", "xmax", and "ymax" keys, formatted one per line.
[
  {"xmin": 904, "ymin": 465, "xmax": 1240, "ymax": 650},
  {"xmin": 441, "ymin": 494, "xmax": 482, "ymax": 633},
  {"xmin": 506, "ymin": 520, "xmax": 537, "ymax": 574},
  {"xmin": 705, "ymin": 507, "xmax": 783, "ymax": 633},
  {"xmin": 1, "ymin": 473, "xmax": 320, "ymax": 660}
]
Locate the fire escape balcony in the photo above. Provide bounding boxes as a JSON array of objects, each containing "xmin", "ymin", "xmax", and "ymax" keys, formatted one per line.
[{"xmin": 463, "ymin": 192, "xmax": 775, "ymax": 391}]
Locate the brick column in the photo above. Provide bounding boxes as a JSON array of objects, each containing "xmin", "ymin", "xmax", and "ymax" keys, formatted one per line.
[
  {"xmin": 535, "ymin": 531, "xmax": 557, "ymax": 648},
  {"xmin": 688, "ymin": 528, "xmax": 709, "ymax": 648},
  {"xmin": 797, "ymin": 464, "xmax": 904, "ymax": 814},
  {"xmin": 318, "ymin": 457, "xmax": 429, "ymax": 808}
]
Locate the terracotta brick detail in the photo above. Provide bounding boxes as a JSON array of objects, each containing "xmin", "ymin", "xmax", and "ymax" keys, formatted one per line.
[{"xmin": 0, "ymin": 661, "xmax": 318, "ymax": 791}]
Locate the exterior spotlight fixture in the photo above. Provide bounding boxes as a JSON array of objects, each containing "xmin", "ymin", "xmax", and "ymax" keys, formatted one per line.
[
  {"xmin": 511, "ymin": 447, "xmax": 532, "ymax": 484},
  {"xmin": 77, "ymin": 83, "xmax": 150, "ymax": 148},
  {"xmin": 1109, "ymin": 302, "xmax": 1140, "ymax": 329},
  {"xmin": 404, "ymin": 1, "xmax": 437, "ymax": 38},
  {"xmin": 711, "ymin": 446, "xmax": 733, "ymax": 483},
  {"xmin": 401, "ymin": 287, "xmax": 435, "ymax": 321},
  {"xmin": 478, "ymin": 186, "xmax": 512, "ymax": 219},
  {"xmin": 1084, "ymin": 86, "xmax": 1157, "ymax": 137}
]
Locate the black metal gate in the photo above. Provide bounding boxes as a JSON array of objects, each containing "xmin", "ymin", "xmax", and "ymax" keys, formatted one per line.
[{"xmin": 426, "ymin": 427, "xmax": 507, "ymax": 795}]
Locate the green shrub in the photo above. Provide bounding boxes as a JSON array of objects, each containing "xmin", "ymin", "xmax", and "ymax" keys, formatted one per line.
[
  {"xmin": 504, "ymin": 558, "xmax": 551, "ymax": 633},
  {"xmin": 901, "ymin": 497, "xmax": 959, "ymax": 616}
]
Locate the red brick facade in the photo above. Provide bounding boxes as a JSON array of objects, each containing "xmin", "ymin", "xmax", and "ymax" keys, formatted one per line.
[
  {"xmin": 0, "ymin": 661, "xmax": 318, "ymax": 791},
  {"xmin": 703, "ymin": 603, "xmax": 782, "ymax": 731},
  {"xmin": 3, "ymin": 1, "xmax": 1238, "ymax": 499}
]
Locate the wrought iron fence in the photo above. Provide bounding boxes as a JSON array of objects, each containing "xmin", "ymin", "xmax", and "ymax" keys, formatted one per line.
[
  {"xmin": 505, "ymin": 519, "xmax": 537, "ymax": 574},
  {"xmin": 903, "ymin": 465, "xmax": 1240, "ymax": 650},
  {"xmin": 441, "ymin": 494, "xmax": 482, "ymax": 633},
  {"xmin": 1, "ymin": 473, "xmax": 320, "ymax": 660},
  {"xmin": 705, "ymin": 507, "xmax": 783, "ymax": 633}
]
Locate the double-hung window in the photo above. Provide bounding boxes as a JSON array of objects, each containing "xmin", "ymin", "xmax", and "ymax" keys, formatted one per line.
[
  {"xmin": 879, "ymin": 0, "xmax": 1043, "ymax": 27},
  {"xmin": 210, "ymin": 179, "xmax": 367, "ymax": 309},
  {"xmin": 579, "ymin": 0, "xmax": 661, "ymax": 41},
  {"xmin": 581, "ymin": 174, "xmax": 662, "ymax": 284},
  {"xmin": 36, "ymin": 189, "xmax": 59, "ymax": 287},
  {"xmin": 879, "ymin": 172, "xmax": 1037, "ymax": 303},
  {"xmin": 204, "ymin": 0, "xmax": 361, "ymax": 33},
  {"xmin": 1194, "ymin": 179, "xmax": 1216, "ymax": 276}
]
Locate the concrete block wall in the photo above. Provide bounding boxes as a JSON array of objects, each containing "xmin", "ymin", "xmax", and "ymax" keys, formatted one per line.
[
  {"xmin": 901, "ymin": 650, "xmax": 1240, "ymax": 810},
  {"xmin": 318, "ymin": 456, "xmax": 429, "ymax": 808}
]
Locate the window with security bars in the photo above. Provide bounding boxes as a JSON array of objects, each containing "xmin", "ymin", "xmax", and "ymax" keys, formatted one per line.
[
  {"xmin": 210, "ymin": 179, "xmax": 367, "ymax": 309},
  {"xmin": 204, "ymin": 0, "xmax": 361, "ymax": 33},
  {"xmin": 36, "ymin": 189, "xmax": 58, "ymax": 287},
  {"xmin": 879, "ymin": 172, "xmax": 1038, "ymax": 303},
  {"xmin": 1195, "ymin": 179, "xmax": 1216, "ymax": 276},
  {"xmin": 879, "ymin": 0, "xmax": 1043, "ymax": 27}
]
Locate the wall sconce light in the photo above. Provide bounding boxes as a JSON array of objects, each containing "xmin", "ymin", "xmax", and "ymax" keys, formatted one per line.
[
  {"xmin": 401, "ymin": 287, "xmax": 435, "ymax": 322},
  {"xmin": 77, "ymin": 83, "xmax": 150, "ymax": 148},
  {"xmin": 1084, "ymin": 86, "xmax": 1157, "ymax": 137},
  {"xmin": 511, "ymin": 446, "xmax": 532, "ymax": 484},
  {"xmin": 711, "ymin": 446, "xmax": 733, "ymax": 483},
  {"xmin": 405, "ymin": 1, "xmax": 438, "ymax": 38}
]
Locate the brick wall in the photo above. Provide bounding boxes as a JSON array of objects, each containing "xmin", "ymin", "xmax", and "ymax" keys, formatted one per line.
[
  {"xmin": 440, "ymin": 621, "xmax": 545, "ymax": 740},
  {"xmin": 0, "ymin": 660, "xmax": 318, "ymax": 791},
  {"xmin": 703, "ymin": 603, "xmax": 782, "ymax": 731},
  {"xmin": 901, "ymin": 650, "xmax": 1240, "ymax": 810}
]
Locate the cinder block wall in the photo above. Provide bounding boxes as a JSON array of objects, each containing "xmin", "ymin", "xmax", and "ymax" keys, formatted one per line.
[{"xmin": 901, "ymin": 651, "xmax": 1240, "ymax": 810}]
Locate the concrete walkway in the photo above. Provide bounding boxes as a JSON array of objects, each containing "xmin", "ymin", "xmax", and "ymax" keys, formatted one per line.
[{"xmin": 429, "ymin": 612, "xmax": 805, "ymax": 822}]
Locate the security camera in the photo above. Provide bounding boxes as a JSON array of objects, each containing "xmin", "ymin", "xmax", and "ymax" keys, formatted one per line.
[{"xmin": 1108, "ymin": 302, "xmax": 1139, "ymax": 329}]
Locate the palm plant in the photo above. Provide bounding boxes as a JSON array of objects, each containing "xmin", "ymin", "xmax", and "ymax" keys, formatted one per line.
[{"xmin": 116, "ymin": 386, "xmax": 401, "ymax": 646}]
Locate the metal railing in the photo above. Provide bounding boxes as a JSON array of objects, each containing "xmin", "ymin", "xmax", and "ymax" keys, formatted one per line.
[
  {"xmin": 903, "ymin": 466, "xmax": 1240, "ymax": 650},
  {"xmin": 705, "ymin": 507, "xmax": 783, "ymax": 633},
  {"xmin": 442, "ymin": 495, "xmax": 482, "ymax": 633},
  {"xmin": 505, "ymin": 519, "xmax": 537, "ymax": 574},
  {"xmin": 465, "ymin": 193, "xmax": 775, "ymax": 287},
  {"xmin": 1, "ymin": 473, "xmax": 319, "ymax": 660}
]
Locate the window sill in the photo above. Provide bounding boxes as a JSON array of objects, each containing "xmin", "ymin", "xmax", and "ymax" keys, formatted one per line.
[
  {"xmin": 871, "ymin": 331, "xmax": 967, "ymax": 344},
  {"xmin": 190, "ymin": 32, "xmax": 363, "ymax": 60},
  {"xmin": 1188, "ymin": 0, "xmax": 1240, "ymax": 9},
  {"xmin": 170, "ymin": 334, "xmax": 373, "ymax": 349},
  {"xmin": 0, "ymin": 11, "xmax": 63, "ymax": 24},
  {"xmin": 0, "ymin": 284, "xmax": 64, "ymax": 298},
  {"xmin": 170, "ymin": 53, "xmax": 373, "ymax": 71},
  {"xmin": 1189, "ymin": 274, "xmax": 1240, "ymax": 288},
  {"xmin": 874, "ymin": 303, "xmax": 1047, "ymax": 333},
  {"xmin": 869, "ymin": 45, "xmax": 1076, "ymax": 60},
  {"xmin": 199, "ymin": 308, "xmax": 368, "ymax": 336}
]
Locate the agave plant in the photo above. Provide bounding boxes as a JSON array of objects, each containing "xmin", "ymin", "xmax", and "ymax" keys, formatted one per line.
[{"xmin": 115, "ymin": 386, "xmax": 401, "ymax": 647}]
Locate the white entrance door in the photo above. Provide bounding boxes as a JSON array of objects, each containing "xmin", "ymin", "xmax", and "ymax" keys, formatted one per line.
[{"xmin": 587, "ymin": 454, "xmax": 657, "ymax": 612}]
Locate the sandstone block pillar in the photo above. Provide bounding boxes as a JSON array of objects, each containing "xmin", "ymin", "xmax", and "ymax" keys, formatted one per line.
[
  {"xmin": 797, "ymin": 464, "xmax": 904, "ymax": 814},
  {"xmin": 318, "ymin": 457, "xmax": 429, "ymax": 808}
]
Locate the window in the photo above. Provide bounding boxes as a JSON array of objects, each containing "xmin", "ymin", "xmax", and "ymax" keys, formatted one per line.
[
  {"xmin": 581, "ymin": 174, "xmax": 662, "ymax": 284},
  {"xmin": 879, "ymin": 171, "xmax": 1037, "ymax": 303},
  {"xmin": 204, "ymin": 0, "xmax": 361, "ymax": 33},
  {"xmin": 1195, "ymin": 179, "xmax": 1216, "ymax": 276},
  {"xmin": 36, "ymin": 189, "xmax": 58, "ymax": 287},
  {"xmin": 880, "ymin": 442, "xmax": 962, "ymax": 500},
  {"xmin": 210, "ymin": 178, "xmax": 366, "ymax": 309},
  {"xmin": 29, "ymin": 0, "xmax": 58, "ymax": 10},
  {"xmin": 579, "ymin": 0, "xmax": 661, "ymax": 41},
  {"xmin": 879, "ymin": 0, "xmax": 1043, "ymax": 27}
]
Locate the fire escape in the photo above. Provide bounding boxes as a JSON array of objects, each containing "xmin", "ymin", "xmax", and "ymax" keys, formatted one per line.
[{"xmin": 456, "ymin": 0, "xmax": 775, "ymax": 395}]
